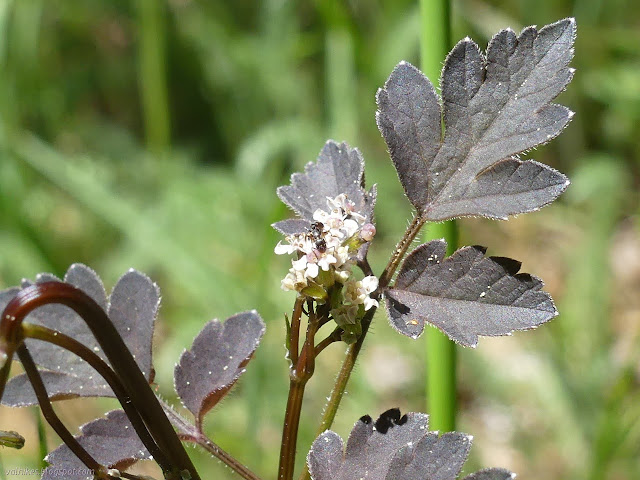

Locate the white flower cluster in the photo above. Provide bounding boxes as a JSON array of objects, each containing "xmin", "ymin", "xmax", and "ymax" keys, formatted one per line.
[{"xmin": 275, "ymin": 194, "xmax": 378, "ymax": 311}]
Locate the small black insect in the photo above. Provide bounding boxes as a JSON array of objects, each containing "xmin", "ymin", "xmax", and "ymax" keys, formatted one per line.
[
  {"xmin": 309, "ymin": 221, "xmax": 324, "ymax": 237},
  {"xmin": 315, "ymin": 238, "xmax": 327, "ymax": 253}
]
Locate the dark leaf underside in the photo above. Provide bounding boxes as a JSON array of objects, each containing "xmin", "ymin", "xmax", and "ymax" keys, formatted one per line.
[
  {"xmin": 41, "ymin": 410, "xmax": 151, "ymax": 480},
  {"xmin": 376, "ymin": 18, "xmax": 575, "ymax": 221},
  {"xmin": 307, "ymin": 409, "xmax": 513, "ymax": 480},
  {"xmin": 1, "ymin": 264, "xmax": 159, "ymax": 406},
  {"xmin": 385, "ymin": 239, "xmax": 557, "ymax": 346},
  {"xmin": 273, "ymin": 140, "xmax": 376, "ymax": 235},
  {"xmin": 174, "ymin": 310, "xmax": 265, "ymax": 427}
]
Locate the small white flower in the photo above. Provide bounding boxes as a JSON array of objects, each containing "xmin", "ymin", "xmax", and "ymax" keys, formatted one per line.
[
  {"xmin": 363, "ymin": 295, "xmax": 379, "ymax": 310},
  {"xmin": 361, "ymin": 275, "xmax": 378, "ymax": 293},
  {"xmin": 281, "ymin": 272, "xmax": 296, "ymax": 291},
  {"xmin": 313, "ymin": 209, "xmax": 329, "ymax": 223},
  {"xmin": 334, "ymin": 246, "xmax": 350, "ymax": 265},
  {"xmin": 274, "ymin": 241, "xmax": 295, "ymax": 255},
  {"xmin": 292, "ymin": 256, "xmax": 319, "ymax": 279},
  {"xmin": 327, "ymin": 193, "xmax": 349, "ymax": 211},
  {"xmin": 334, "ymin": 268, "xmax": 351, "ymax": 283},
  {"xmin": 317, "ymin": 253, "xmax": 337, "ymax": 271},
  {"xmin": 344, "ymin": 275, "xmax": 379, "ymax": 310},
  {"xmin": 342, "ymin": 218, "xmax": 359, "ymax": 238}
]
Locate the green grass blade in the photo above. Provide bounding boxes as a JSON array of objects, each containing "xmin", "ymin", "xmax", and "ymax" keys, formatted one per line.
[
  {"xmin": 136, "ymin": 0, "xmax": 171, "ymax": 154},
  {"xmin": 420, "ymin": 0, "xmax": 458, "ymax": 433}
]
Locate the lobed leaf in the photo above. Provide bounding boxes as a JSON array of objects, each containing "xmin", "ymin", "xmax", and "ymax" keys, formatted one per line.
[
  {"xmin": 384, "ymin": 240, "xmax": 557, "ymax": 346},
  {"xmin": 376, "ymin": 18, "xmax": 575, "ymax": 220},
  {"xmin": 273, "ymin": 140, "xmax": 376, "ymax": 235},
  {"xmin": 307, "ymin": 409, "xmax": 514, "ymax": 480},
  {"xmin": 41, "ymin": 410, "xmax": 151, "ymax": 480},
  {"xmin": 1, "ymin": 264, "xmax": 159, "ymax": 406},
  {"xmin": 174, "ymin": 310, "xmax": 265, "ymax": 427}
]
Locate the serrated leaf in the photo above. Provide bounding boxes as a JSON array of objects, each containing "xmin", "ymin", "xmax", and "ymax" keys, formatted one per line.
[
  {"xmin": 384, "ymin": 240, "xmax": 557, "ymax": 346},
  {"xmin": 462, "ymin": 469, "xmax": 515, "ymax": 480},
  {"xmin": 307, "ymin": 409, "xmax": 513, "ymax": 480},
  {"xmin": 376, "ymin": 19, "xmax": 575, "ymax": 220},
  {"xmin": 174, "ymin": 310, "xmax": 265, "ymax": 427},
  {"xmin": 41, "ymin": 410, "xmax": 151, "ymax": 480},
  {"xmin": 273, "ymin": 140, "xmax": 376, "ymax": 234},
  {"xmin": 1, "ymin": 264, "xmax": 159, "ymax": 406}
]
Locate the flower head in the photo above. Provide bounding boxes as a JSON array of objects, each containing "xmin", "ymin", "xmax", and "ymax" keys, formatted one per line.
[{"xmin": 275, "ymin": 194, "xmax": 376, "ymax": 295}]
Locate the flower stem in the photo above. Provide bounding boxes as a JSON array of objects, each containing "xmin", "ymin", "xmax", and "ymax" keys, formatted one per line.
[
  {"xmin": 289, "ymin": 297, "xmax": 304, "ymax": 366},
  {"xmin": 278, "ymin": 378, "xmax": 308, "ymax": 480},
  {"xmin": 314, "ymin": 328, "xmax": 342, "ymax": 356},
  {"xmin": 378, "ymin": 214, "xmax": 426, "ymax": 289},
  {"xmin": 278, "ymin": 303, "xmax": 323, "ymax": 480}
]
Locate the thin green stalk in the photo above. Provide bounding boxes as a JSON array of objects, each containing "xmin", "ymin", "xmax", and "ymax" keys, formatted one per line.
[
  {"xmin": 319, "ymin": 0, "xmax": 357, "ymax": 145},
  {"xmin": 136, "ymin": 0, "xmax": 171, "ymax": 155},
  {"xmin": 424, "ymin": 223, "xmax": 458, "ymax": 432},
  {"xmin": 34, "ymin": 407, "xmax": 47, "ymax": 469},
  {"xmin": 420, "ymin": 0, "xmax": 457, "ymax": 433},
  {"xmin": 326, "ymin": 27, "xmax": 357, "ymax": 144},
  {"xmin": 278, "ymin": 379, "xmax": 308, "ymax": 480}
]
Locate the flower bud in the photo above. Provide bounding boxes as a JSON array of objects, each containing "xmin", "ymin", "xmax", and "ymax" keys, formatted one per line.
[{"xmin": 360, "ymin": 223, "xmax": 376, "ymax": 242}]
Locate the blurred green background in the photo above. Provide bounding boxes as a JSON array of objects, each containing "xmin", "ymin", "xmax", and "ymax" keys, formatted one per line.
[{"xmin": 0, "ymin": 0, "xmax": 639, "ymax": 479}]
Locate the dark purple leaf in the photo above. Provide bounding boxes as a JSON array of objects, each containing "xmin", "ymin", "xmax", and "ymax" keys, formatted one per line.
[
  {"xmin": 41, "ymin": 410, "xmax": 151, "ymax": 480},
  {"xmin": 272, "ymin": 218, "xmax": 313, "ymax": 236},
  {"xmin": 174, "ymin": 310, "xmax": 265, "ymax": 427},
  {"xmin": 308, "ymin": 409, "xmax": 429, "ymax": 480},
  {"xmin": 462, "ymin": 469, "xmax": 515, "ymax": 480},
  {"xmin": 307, "ymin": 409, "xmax": 513, "ymax": 480},
  {"xmin": 273, "ymin": 140, "xmax": 376, "ymax": 234},
  {"xmin": 376, "ymin": 19, "xmax": 575, "ymax": 220},
  {"xmin": 384, "ymin": 240, "xmax": 557, "ymax": 346},
  {"xmin": 1, "ymin": 264, "xmax": 159, "ymax": 406}
]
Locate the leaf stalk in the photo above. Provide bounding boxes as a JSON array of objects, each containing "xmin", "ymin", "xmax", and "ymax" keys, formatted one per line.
[{"xmin": 0, "ymin": 282, "xmax": 200, "ymax": 480}]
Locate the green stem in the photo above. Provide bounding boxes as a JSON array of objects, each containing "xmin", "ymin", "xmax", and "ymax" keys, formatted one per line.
[
  {"xmin": 419, "ymin": 0, "xmax": 451, "ymax": 84},
  {"xmin": 419, "ymin": 0, "xmax": 458, "ymax": 433},
  {"xmin": 424, "ymin": 221, "xmax": 458, "ymax": 432},
  {"xmin": 34, "ymin": 406, "xmax": 47, "ymax": 469},
  {"xmin": 136, "ymin": 0, "xmax": 171, "ymax": 155}
]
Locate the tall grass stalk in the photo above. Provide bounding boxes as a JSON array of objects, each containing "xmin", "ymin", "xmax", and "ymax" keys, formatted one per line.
[
  {"xmin": 34, "ymin": 407, "xmax": 47, "ymax": 469},
  {"xmin": 419, "ymin": 0, "xmax": 458, "ymax": 433},
  {"xmin": 136, "ymin": 0, "xmax": 171, "ymax": 155}
]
